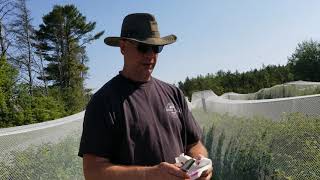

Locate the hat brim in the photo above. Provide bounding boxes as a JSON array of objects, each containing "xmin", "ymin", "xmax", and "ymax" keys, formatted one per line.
[{"xmin": 104, "ymin": 34, "xmax": 177, "ymax": 47}]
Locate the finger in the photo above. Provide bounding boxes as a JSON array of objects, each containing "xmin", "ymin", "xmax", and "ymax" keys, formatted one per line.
[
  {"xmin": 198, "ymin": 170, "xmax": 212, "ymax": 180},
  {"xmin": 174, "ymin": 162, "xmax": 182, "ymax": 168},
  {"xmin": 168, "ymin": 166, "xmax": 189, "ymax": 178},
  {"xmin": 200, "ymin": 166, "xmax": 213, "ymax": 177},
  {"xmin": 198, "ymin": 172, "xmax": 212, "ymax": 180},
  {"xmin": 163, "ymin": 163, "xmax": 190, "ymax": 178}
]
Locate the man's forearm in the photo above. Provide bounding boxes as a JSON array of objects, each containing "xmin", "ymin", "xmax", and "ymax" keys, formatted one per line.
[
  {"xmin": 83, "ymin": 154, "xmax": 189, "ymax": 180},
  {"xmin": 85, "ymin": 164, "xmax": 152, "ymax": 180},
  {"xmin": 83, "ymin": 154, "xmax": 153, "ymax": 180}
]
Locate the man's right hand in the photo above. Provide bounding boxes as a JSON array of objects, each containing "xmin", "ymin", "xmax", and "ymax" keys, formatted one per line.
[{"xmin": 147, "ymin": 162, "xmax": 190, "ymax": 180}]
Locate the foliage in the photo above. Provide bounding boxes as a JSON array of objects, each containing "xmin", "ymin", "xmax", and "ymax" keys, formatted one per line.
[
  {"xmin": 0, "ymin": 134, "xmax": 83, "ymax": 180},
  {"xmin": 179, "ymin": 39, "xmax": 320, "ymax": 99},
  {"xmin": 194, "ymin": 110, "xmax": 320, "ymax": 180},
  {"xmin": 35, "ymin": 4, "xmax": 103, "ymax": 114},
  {"xmin": 12, "ymin": 85, "xmax": 66, "ymax": 126},
  {"xmin": 179, "ymin": 40, "xmax": 320, "ymax": 100},
  {"xmin": 0, "ymin": 83, "xmax": 67, "ymax": 128},
  {"xmin": 254, "ymin": 84, "xmax": 320, "ymax": 100},
  {"xmin": 0, "ymin": 55, "xmax": 18, "ymax": 127},
  {"xmin": 179, "ymin": 65, "xmax": 294, "ymax": 99},
  {"xmin": 288, "ymin": 40, "xmax": 320, "ymax": 82},
  {"xmin": 0, "ymin": 3, "xmax": 102, "ymax": 127},
  {"xmin": 222, "ymin": 83, "xmax": 320, "ymax": 100}
]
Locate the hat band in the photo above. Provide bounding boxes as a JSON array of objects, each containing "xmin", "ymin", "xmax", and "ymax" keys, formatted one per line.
[{"xmin": 121, "ymin": 31, "xmax": 160, "ymax": 40}]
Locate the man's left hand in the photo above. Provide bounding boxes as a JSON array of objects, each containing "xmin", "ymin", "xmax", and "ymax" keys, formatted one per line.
[
  {"xmin": 194, "ymin": 154, "xmax": 213, "ymax": 180},
  {"xmin": 198, "ymin": 166, "xmax": 213, "ymax": 180}
]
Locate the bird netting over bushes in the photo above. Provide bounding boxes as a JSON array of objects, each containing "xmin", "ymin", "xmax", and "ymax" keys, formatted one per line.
[
  {"xmin": 190, "ymin": 81, "xmax": 320, "ymax": 180},
  {"xmin": 192, "ymin": 93, "xmax": 320, "ymax": 120},
  {"xmin": 0, "ymin": 112, "xmax": 85, "ymax": 180},
  {"xmin": 194, "ymin": 111, "xmax": 320, "ymax": 180},
  {"xmin": 0, "ymin": 81, "xmax": 319, "ymax": 179},
  {"xmin": 191, "ymin": 81, "xmax": 320, "ymax": 120},
  {"xmin": 219, "ymin": 80, "xmax": 320, "ymax": 100}
]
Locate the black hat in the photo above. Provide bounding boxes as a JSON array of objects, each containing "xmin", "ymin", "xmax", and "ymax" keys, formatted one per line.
[{"xmin": 104, "ymin": 13, "xmax": 177, "ymax": 46}]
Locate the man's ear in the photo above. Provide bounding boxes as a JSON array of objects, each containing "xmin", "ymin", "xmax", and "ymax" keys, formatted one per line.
[{"xmin": 119, "ymin": 40, "xmax": 125, "ymax": 55}]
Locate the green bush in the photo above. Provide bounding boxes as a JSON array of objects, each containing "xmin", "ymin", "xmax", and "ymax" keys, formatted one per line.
[
  {"xmin": 0, "ymin": 134, "xmax": 83, "ymax": 180},
  {"xmin": 194, "ymin": 110, "xmax": 320, "ymax": 180},
  {"xmin": 254, "ymin": 84, "xmax": 320, "ymax": 100},
  {"xmin": 0, "ymin": 85, "xmax": 67, "ymax": 128},
  {"xmin": 0, "ymin": 56, "xmax": 18, "ymax": 128}
]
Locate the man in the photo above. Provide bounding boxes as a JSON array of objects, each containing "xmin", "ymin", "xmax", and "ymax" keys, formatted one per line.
[{"xmin": 78, "ymin": 13, "xmax": 213, "ymax": 180}]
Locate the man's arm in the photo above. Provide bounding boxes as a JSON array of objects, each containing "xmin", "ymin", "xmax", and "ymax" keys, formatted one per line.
[{"xmin": 83, "ymin": 154, "xmax": 190, "ymax": 180}]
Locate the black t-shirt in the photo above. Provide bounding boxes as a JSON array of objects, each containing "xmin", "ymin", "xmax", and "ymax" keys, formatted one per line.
[{"xmin": 78, "ymin": 74, "xmax": 201, "ymax": 166}]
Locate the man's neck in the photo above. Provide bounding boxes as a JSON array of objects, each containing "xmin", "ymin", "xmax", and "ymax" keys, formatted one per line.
[{"xmin": 120, "ymin": 70, "xmax": 151, "ymax": 83}]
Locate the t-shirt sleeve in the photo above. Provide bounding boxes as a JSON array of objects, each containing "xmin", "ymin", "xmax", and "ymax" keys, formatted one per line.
[
  {"xmin": 179, "ymin": 89, "xmax": 202, "ymax": 146},
  {"xmin": 78, "ymin": 94, "xmax": 116, "ymax": 158}
]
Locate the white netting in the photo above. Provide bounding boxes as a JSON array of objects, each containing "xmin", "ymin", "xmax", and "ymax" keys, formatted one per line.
[
  {"xmin": 191, "ymin": 90, "xmax": 218, "ymax": 101},
  {"xmin": 190, "ymin": 81, "xmax": 320, "ymax": 180},
  {"xmin": 0, "ymin": 81, "xmax": 319, "ymax": 179},
  {"xmin": 191, "ymin": 81, "xmax": 320, "ymax": 120},
  {"xmin": 218, "ymin": 80, "xmax": 320, "ymax": 100},
  {"xmin": 0, "ymin": 112, "xmax": 84, "ymax": 180},
  {"xmin": 192, "ymin": 93, "xmax": 320, "ymax": 120}
]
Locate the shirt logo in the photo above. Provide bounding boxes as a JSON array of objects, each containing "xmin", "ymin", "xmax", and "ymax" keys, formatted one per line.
[{"xmin": 165, "ymin": 102, "xmax": 179, "ymax": 118}]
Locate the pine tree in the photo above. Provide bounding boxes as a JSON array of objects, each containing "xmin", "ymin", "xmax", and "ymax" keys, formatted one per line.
[
  {"xmin": 36, "ymin": 5, "xmax": 104, "ymax": 113},
  {"xmin": 288, "ymin": 40, "xmax": 320, "ymax": 82}
]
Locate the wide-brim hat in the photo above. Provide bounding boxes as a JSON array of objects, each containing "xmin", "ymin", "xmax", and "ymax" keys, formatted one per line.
[{"xmin": 104, "ymin": 13, "xmax": 177, "ymax": 47}]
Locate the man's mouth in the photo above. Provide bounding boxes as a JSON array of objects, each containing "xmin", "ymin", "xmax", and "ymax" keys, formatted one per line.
[{"xmin": 142, "ymin": 63, "xmax": 153, "ymax": 67}]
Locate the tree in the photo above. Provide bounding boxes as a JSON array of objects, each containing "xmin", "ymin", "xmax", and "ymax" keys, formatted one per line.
[
  {"xmin": 178, "ymin": 64, "xmax": 294, "ymax": 100},
  {"xmin": 36, "ymin": 5, "xmax": 104, "ymax": 113},
  {"xmin": 0, "ymin": 55, "xmax": 17, "ymax": 127},
  {"xmin": 288, "ymin": 40, "xmax": 320, "ymax": 82},
  {"xmin": 0, "ymin": 0, "xmax": 18, "ymax": 127},
  {"xmin": 10, "ymin": 0, "xmax": 36, "ymax": 95},
  {"xmin": 33, "ymin": 36, "xmax": 48, "ymax": 95},
  {"xmin": 0, "ymin": 0, "xmax": 14, "ymax": 57}
]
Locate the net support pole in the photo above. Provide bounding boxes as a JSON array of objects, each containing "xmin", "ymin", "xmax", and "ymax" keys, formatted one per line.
[{"xmin": 201, "ymin": 92, "xmax": 207, "ymax": 113}]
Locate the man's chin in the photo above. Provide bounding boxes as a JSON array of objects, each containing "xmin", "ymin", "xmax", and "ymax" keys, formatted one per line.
[
  {"xmin": 141, "ymin": 69, "xmax": 153, "ymax": 80},
  {"xmin": 148, "ymin": 68, "xmax": 154, "ymax": 74}
]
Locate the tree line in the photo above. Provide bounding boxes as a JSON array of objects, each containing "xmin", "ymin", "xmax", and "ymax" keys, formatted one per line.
[
  {"xmin": 0, "ymin": 0, "xmax": 104, "ymax": 128},
  {"xmin": 2, "ymin": 1, "xmax": 320, "ymax": 128},
  {"xmin": 178, "ymin": 40, "xmax": 320, "ymax": 99}
]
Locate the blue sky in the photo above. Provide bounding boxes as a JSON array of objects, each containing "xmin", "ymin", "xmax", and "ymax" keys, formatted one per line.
[{"xmin": 28, "ymin": 0, "xmax": 320, "ymax": 91}]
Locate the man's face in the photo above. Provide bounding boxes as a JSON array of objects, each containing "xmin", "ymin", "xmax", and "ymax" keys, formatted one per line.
[{"xmin": 120, "ymin": 40, "xmax": 163, "ymax": 81}]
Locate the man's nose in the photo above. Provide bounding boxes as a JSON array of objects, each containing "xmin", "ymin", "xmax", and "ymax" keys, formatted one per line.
[{"xmin": 143, "ymin": 50, "xmax": 157, "ymax": 58}]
